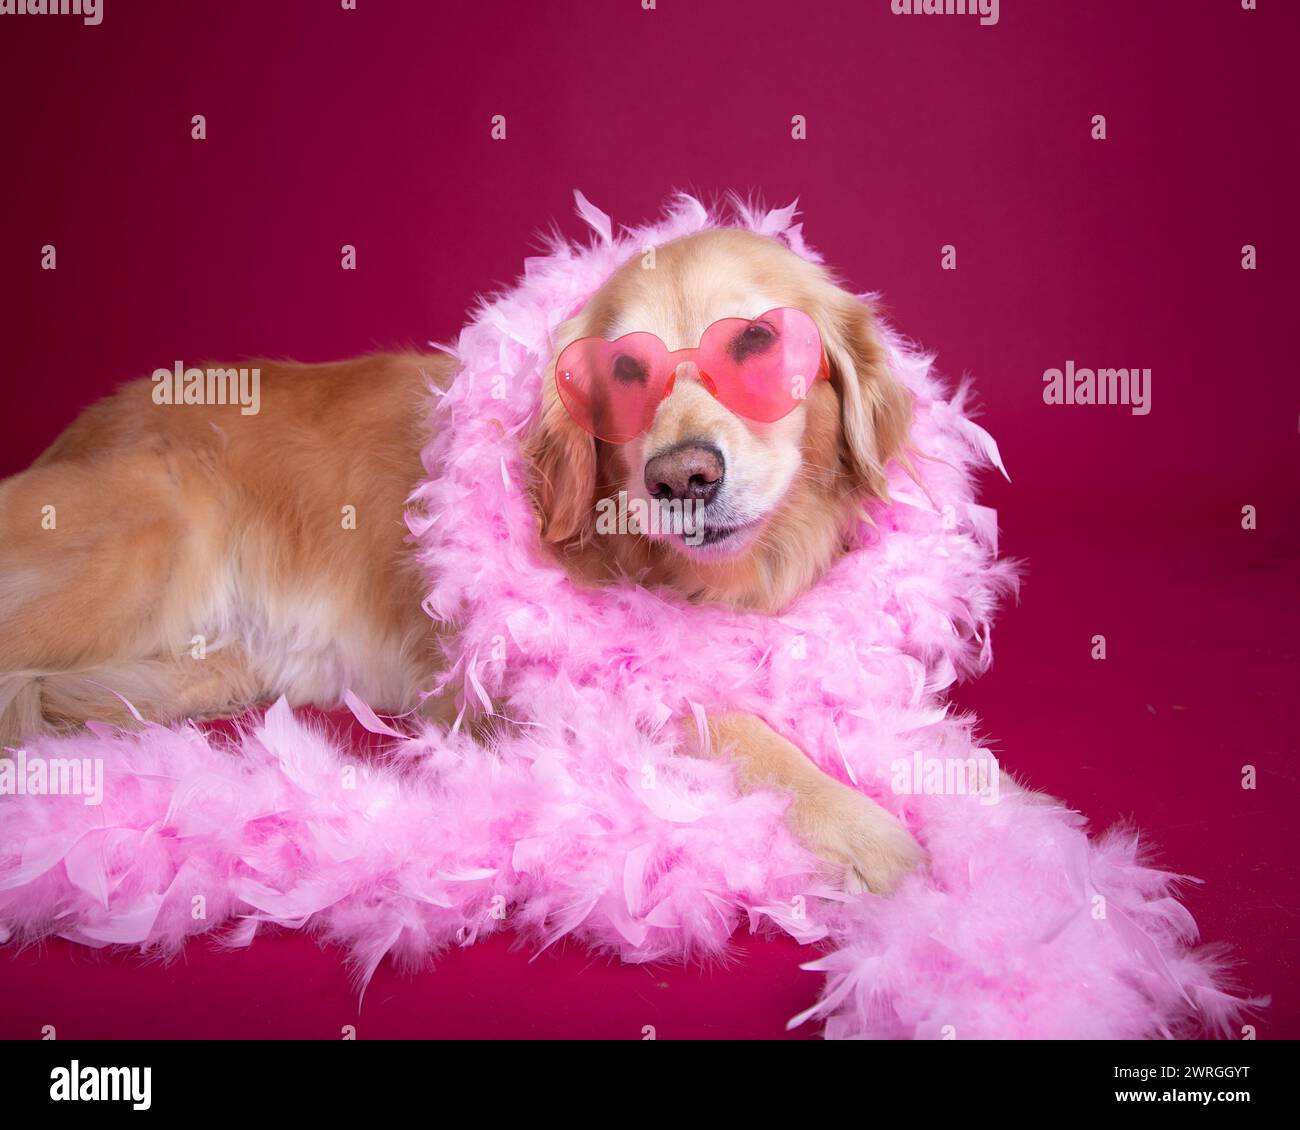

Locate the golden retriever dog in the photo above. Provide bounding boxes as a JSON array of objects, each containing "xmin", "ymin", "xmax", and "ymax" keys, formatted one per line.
[{"xmin": 0, "ymin": 228, "xmax": 924, "ymax": 893}]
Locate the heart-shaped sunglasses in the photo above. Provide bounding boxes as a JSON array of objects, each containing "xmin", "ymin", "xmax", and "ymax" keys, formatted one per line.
[{"xmin": 554, "ymin": 306, "xmax": 829, "ymax": 444}]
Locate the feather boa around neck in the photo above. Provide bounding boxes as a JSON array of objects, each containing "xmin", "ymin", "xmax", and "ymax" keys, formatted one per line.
[{"xmin": 0, "ymin": 193, "xmax": 1250, "ymax": 1038}]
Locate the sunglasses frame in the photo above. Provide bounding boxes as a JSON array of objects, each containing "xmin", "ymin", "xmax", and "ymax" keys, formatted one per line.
[{"xmin": 554, "ymin": 306, "xmax": 830, "ymax": 444}]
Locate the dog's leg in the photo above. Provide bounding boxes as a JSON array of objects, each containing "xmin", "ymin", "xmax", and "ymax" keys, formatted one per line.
[
  {"xmin": 2, "ymin": 646, "xmax": 260, "ymax": 744},
  {"xmin": 684, "ymin": 712, "xmax": 924, "ymax": 894},
  {"xmin": 0, "ymin": 451, "xmax": 217, "ymax": 668},
  {"xmin": 0, "ymin": 451, "xmax": 227, "ymax": 743}
]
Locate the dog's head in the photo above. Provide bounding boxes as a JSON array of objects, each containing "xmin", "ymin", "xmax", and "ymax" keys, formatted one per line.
[{"xmin": 525, "ymin": 228, "xmax": 911, "ymax": 612}]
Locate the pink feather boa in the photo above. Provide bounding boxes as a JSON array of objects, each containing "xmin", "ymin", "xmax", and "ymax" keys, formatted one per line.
[{"xmin": 0, "ymin": 194, "xmax": 1249, "ymax": 1038}]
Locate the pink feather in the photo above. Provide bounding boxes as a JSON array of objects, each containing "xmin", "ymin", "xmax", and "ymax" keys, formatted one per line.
[{"xmin": 0, "ymin": 193, "xmax": 1256, "ymax": 1038}]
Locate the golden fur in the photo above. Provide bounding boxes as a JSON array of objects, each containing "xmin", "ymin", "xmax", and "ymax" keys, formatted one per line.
[
  {"xmin": 0, "ymin": 230, "xmax": 924, "ymax": 892},
  {"xmin": 526, "ymin": 229, "xmax": 911, "ymax": 613}
]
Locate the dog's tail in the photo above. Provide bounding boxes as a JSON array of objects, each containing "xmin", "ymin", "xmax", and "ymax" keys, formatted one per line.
[
  {"xmin": 0, "ymin": 653, "xmax": 260, "ymax": 751},
  {"xmin": 0, "ymin": 672, "xmax": 46, "ymax": 750}
]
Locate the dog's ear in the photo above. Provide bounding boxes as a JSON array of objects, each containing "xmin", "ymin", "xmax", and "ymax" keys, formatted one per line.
[
  {"xmin": 524, "ymin": 383, "xmax": 598, "ymax": 544},
  {"xmin": 820, "ymin": 291, "xmax": 912, "ymax": 499}
]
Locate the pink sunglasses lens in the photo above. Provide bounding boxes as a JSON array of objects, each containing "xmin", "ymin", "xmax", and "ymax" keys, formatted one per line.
[
  {"xmin": 701, "ymin": 308, "xmax": 823, "ymax": 422},
  {"xmin": 556, "ymin": 333, "xmax": 664, "ymax": 443}
]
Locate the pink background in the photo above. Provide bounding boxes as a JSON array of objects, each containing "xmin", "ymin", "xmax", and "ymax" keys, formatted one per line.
[{"xmin": 1, "ymin": 0, "xmax": 1296, "ymax": 1039}]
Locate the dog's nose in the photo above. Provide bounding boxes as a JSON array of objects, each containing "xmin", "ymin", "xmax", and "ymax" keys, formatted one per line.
[{"xmin": 644, "ymin": 444, "xmax": 724, "ymax": 504}]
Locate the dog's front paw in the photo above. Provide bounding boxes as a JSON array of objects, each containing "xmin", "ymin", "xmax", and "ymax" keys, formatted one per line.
[{"xmin": 789, "ymin": 779, "xmax": 925, "ymax": 895}]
